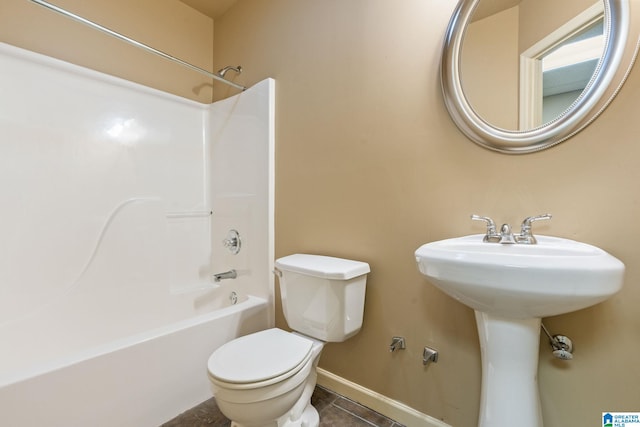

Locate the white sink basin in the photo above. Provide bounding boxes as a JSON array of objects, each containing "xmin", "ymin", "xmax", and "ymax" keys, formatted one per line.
[
  {"xmin": 415, "ymin": 233, "xmax": 624, "ymax": 427},
  {"xmin": 415, "ymin": 234, "xmax": 625, "ymax": 318}
]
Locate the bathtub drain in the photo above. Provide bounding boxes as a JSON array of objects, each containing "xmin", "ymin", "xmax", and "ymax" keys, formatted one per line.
[{"xmin": 229, "ymin": 291, "xmax": 238, "ymax": 305}]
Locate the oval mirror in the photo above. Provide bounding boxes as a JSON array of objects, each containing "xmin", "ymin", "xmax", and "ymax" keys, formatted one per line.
[{"xmin": 441, "ymin": 0, "xmax": 636, "ymax": 153}]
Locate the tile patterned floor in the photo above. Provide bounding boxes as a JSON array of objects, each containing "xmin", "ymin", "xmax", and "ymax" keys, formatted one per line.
[{"xmin": 162, "ymin": 385, "xmax": 405, "ymax": 427}]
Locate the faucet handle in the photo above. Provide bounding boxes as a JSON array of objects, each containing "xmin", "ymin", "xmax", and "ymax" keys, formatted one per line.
[
  {"xmin": 222, "ymin": 229, "xmax": 241, "ymax": 254},
  {"xmin": 471, "ymin": 214, "xmax": 499, "ymax": 242},
  {"xmin": 518, "ymin": 214, "xmax": 552, "ymax": 244}
]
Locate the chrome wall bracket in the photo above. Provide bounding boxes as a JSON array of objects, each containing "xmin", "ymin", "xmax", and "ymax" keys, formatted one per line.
[
  {"xmin": 389, "ymin": 336, "xmax": 406, "ymax": 352},
  {"xmin": 423, "ymin": 346, "xmax": 439, "ymax": 366}
]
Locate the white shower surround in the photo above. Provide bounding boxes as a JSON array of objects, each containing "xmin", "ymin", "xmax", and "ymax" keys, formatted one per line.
[{"xmin": 0, "ymin": 43, "xmax": 274, "ymax": 426}]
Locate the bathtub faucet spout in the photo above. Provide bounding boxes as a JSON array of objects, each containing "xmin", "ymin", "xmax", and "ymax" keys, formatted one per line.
[{"xmin": 213, "ymin": 269, "xmax": 237, "ymax": 282}]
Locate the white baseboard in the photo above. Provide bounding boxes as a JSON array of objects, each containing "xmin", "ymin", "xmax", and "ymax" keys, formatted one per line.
[{"xmin": 316, "ymin": 368, "xmax": 451, "ymax": 427}]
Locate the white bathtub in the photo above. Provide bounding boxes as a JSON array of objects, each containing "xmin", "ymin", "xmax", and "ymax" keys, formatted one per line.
[
  {"xmin": 0, "ymin": 288, "xmax": 269, "ymax": 426},
  {"xmin": 0, "ymin": 43, "xmax": 275, "ymax": 427}
]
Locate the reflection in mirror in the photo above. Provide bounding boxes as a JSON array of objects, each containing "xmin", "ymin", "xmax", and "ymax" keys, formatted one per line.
[
  {"xmin": 442, "ymin": 0, "xmax": 634, "ymax": 153},
  {"xmin": 542, "ymin": 19, "xmax": 604, "ymax": 123},
  {"xmin": 460, "ymin": 6, "xmax": 518, "ymax": 130},
  {"xmin": 461, "ymin": 0, "xmax": 605, "ymax": 131},
  {"xmin": 520, "ymin": 2, "xmax": 605, "ymax": 128}
]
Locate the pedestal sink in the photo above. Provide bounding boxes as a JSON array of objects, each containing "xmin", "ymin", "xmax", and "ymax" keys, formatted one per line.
[{"xmin": 415, "ymin": 234, "xmax": 624, "ymax": 427}]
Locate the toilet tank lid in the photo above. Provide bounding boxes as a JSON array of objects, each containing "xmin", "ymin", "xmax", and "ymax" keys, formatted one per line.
[{"xmin": 275, "ymin": 254, "xmax": 370, "ymax": 280}]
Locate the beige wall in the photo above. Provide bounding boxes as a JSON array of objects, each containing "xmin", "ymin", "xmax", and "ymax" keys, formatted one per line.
[
  {"xmin": 0, "ymin": 0, "xmax": 214, "ymax": 102},
  {"xmin": 214, "ymin": 1, "xmax": 640, "ymax": 426},
  {"xmin": 463, "ymin": 6, "xmax": 519, "ymax": 129},
  {"xmin": 2, "ymin": 0, "xmax": 640, "ymax": 426}
]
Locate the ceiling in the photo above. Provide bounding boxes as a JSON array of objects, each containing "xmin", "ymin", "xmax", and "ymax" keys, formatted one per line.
[
  {"xmin": 180, "ymin": 0, "xmax": 521, "ymax": 22},
  {"xmin": 181, "ymin": 0, "xmax": 522, "ymax": 21},
  {"xmin": 180, "ymin": 0, "xmax": 237, "ymax": 19},
  {"xmin": 473, "ymin": 0, "xmax": 522, "ymax": 21}
]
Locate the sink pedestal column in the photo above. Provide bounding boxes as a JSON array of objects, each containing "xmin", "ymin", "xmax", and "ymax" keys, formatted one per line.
[{"xmin": 475, "ymin": 312, "xmax": 543, "ymax": 427}]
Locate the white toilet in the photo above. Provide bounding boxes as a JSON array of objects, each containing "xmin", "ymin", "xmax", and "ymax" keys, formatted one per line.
[{"xmin": 207, "ymin": 254, "xmax": 370, "ymax": 427}]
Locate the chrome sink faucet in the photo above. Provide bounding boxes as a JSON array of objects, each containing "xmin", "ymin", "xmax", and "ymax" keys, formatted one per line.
[
  {"xmin": 516, "ymin": 214, "xmax": 552, "ymax": 244},
  {"xmin": 498, "ymin": 223, "xmax": 517, "ymax": 244},
  {"xmin": 471, "ymin": 215, "xmax": 502, "ymax": 243},
  {"xmin": 472, "ymin": 214, "xmax": 552, "ymax": 244}
]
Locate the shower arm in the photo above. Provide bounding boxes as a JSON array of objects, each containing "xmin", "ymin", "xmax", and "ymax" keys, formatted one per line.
[{"xmin": 29, "ymin": 0, "xmax": 247, "ymax": 92}]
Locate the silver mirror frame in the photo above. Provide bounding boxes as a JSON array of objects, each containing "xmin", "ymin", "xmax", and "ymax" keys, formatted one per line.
[{"xmin": 442, "ymin": 0, "xmax": 630, "ymax": 154}]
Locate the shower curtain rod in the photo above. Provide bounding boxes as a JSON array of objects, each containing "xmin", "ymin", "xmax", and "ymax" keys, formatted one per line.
[{"xmin": 29, "ymin": 0, "xmax": 247, "ymax": 91}]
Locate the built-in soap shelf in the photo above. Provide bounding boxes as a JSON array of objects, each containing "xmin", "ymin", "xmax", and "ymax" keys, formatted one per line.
[{"xmin": 165, "ymin": 210, "xmax": 212, "ymax": 219}]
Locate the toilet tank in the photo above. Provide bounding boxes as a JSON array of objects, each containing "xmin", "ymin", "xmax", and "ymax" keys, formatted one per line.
[{"xmin": 274, "ymin": 254, "xmax": 370, "ymax": 342}]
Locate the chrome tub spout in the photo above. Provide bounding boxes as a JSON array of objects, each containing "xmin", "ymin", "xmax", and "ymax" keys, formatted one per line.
[{"xmin": 213, "ymin": 269, "xmax": 237, "ymax": 282}]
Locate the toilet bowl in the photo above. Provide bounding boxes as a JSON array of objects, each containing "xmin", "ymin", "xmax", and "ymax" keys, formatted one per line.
[
  {"xmin": 207, "ymin": 254, "xmax": 370, "ymax": 427},
  {"xmin": 208, "ymin": 328, "xmax": 324, "ymax": 427}
]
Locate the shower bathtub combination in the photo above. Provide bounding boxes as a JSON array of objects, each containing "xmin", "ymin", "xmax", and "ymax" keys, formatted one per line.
[{"xmin": 0, "ymin": 42, "xmax": 275, "ymax": 426}]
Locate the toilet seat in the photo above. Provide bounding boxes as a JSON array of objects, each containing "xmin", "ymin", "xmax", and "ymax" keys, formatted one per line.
[{"xmin": 208, "ymin": 328, "xmax": 313, "ymax": 388}]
